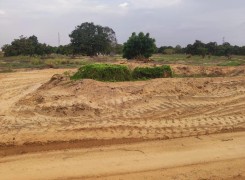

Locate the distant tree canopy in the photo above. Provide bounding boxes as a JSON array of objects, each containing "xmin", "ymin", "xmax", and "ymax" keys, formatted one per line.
[
  {"xmin": 114, "ymin": 44, "xmax": 124, "ymax": 54},
  {"xmin": 183, "ymin": 40, "xmax": 245, "ymax": 57},
  {"xmin": 123, "ymin": 32, "xmax": 156, "ymax": 60},
  {"xmin": 69, "ymin": 22, "xmax": 117, "ymax": 56},
  {"xmin": 157, "ymin": 40, "xmax": 245, "ymax": 57},
  {"xmin": 56, "ymin": 44, "xmax": 73, "ymax": 56},
  {"xmin": 2, "ymin": 22, "xmax": 245, "ymax": 58},
  {"xmin": 1, "ymin": 35, "xmax": 55, "ymax": 57},
  {"xmin": 157, "ymin": 45, "xmax": 183, "ymax": 54}
]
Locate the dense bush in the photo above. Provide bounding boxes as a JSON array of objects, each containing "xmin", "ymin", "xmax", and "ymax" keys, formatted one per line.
[
  {"xmin": 123, "ymin": 32, "xmax": 156, "ymax": 60},
  {"xmin": 132, "ymin": 65, "xmax": 173, "ymax": 79},
  {"xmin": 71, "ymin": 64, "xmax": 173, "ymax": 82},
  {"xmin": 71, "ymin": 64, "xmax": 131, "ymax": 82}
]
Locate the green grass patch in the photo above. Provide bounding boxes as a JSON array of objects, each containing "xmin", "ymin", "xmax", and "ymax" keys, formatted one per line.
[
  {"xmin": 0, "ymin": 55, "xmax": 121, "ymax": 69},
  {"xmin": 71, "ymin": 64, "xmax": 132, "ymax": 82},
  {"xmin": 218, "ymin": 61, "xmax": 242, "ymax": 66},
  {"xmin": 132, "ymin": 65, "xmax": 172, "ymax": 80},
  {"xmin": 1, "ymin": 54, "xmax": 245, "ymax": 71},
  {"xmin": 151, "ymin": 54, "xmax": 245, "ymax": 66},
  {"xmin": 71, "ymin": 64, "xmax": 173, "ymax": 82}
]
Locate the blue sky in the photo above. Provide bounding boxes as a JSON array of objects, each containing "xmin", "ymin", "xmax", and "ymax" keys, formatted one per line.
[{"xmin": 0, "ymin": 0, "xmax": 245, "ymax": 47}]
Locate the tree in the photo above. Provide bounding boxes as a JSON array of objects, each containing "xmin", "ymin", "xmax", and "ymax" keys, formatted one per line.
[
  {"xmin": 222, "ymin": 42, "xmax": 233, "ymax": 56},
  {"xmin": 185, "ymin": 44, "xmax": 194, "ymax": 55},
  {"xmin": 1, "ymin": 35, "xmax": 54, "ymax": 56},
  {"xmin": 239, "ymin": 46, "xmax": 245, "ymax": 55},
  {"xmin": 157, "ymin": 46, "xmax": 174, "ymax": 54},
  {"xmin": 192, "ymin": 40, "xmax": 206, "ymax": 55},
  {"xmin": 114, "ymin": 44, "xmax": 124, "ymax": 54},
  {"xmin": 56, "ymin": 44, "xmax": 73, "ymax": 55},
  {"xmin": 175, "ymin": 45, "xmax": 182, "ymax": 54},
  {"xmin": 123, "ymin": 32, "xmax": 156, "ymax": 60},
  {"xmin": 197, "ymin": 47, "xmax": 208, "ymax": 58},
  {"xmin": 69, "ymin": 22, "xmax": 117, "ymax": 56},
  {"xmin": 184, "ymin": 40, "xmax": 207, "ymax": 57},
  {"xmin": 163, "ymin": 48, "xmax": 175, "ymax": 54},
  {"xmin": 206, "ymin": 42, "xmax": 217, "ymax": 55}
]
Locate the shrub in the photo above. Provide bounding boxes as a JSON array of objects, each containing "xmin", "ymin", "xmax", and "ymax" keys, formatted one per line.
[
  {"xmin": 123, "ymin": 32, "xmax": 156, "ymax": 60},
  {"xmin": 163, "ymin": 48, "xmax": 175, "ymax": 55},
  {"xmin": 132, "ymin": 65, "xmax": 173, "ymax": 79},
  {"xmin": 71, "ymin": 64, "xmax": 132, "ymax": 82},
  {"xmin": 31, "ymin": 59, "xmax": 42, "ymax": 65}
]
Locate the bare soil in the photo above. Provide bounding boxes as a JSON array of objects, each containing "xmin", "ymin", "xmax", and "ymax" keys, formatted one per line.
[{"xmin": 0, "ymin": 65, "xmax": 245, "ymax": 179}]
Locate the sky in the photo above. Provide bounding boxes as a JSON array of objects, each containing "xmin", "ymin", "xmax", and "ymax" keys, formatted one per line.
[{"xmin": 0, "ymin": 0, "xmax": 245, "ymax": 48}]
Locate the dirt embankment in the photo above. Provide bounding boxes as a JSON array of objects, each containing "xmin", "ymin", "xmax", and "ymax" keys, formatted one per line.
[
  {"xmin": 0, "ymin": 67, "xmax": 245, "ymax": 180},
  {"xmin": 0, "ymin": 67, "xmax": 244, "ymax": 150},
  {"xmin": 118, "ymin": 61, "xmax": 245, "ymax": 77}
]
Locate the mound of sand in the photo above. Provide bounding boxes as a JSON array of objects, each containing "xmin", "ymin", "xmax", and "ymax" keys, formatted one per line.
[
  {"xmin": 0, "ymin": 68, "xmax": 244, "ymax": 180},
  {"xmin": 0, "ymin": 67, "xmax": 244, "ymax": 148},
  {"xmin": 117, "ymin": 61, "xmax": 245, "ymax": 77},
  {"xmin": 172, "ymin": 64, "xmax": 245, "ymax": 77},
  {"xmin": 3, "ymin": 72, "xmax": 241, "ymax": 147}
]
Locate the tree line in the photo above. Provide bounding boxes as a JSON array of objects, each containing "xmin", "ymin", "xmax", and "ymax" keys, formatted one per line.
[
  {"xmin": 2, "ymin": 35, "xmax": 55, "ymax": 57},
  {"xmin": 158, "ymin": 40, "xmax": 245, "ymax": 57},
  {"xmin": 2, "ymin": 22, "xmax": 245, "ymax": 59}
]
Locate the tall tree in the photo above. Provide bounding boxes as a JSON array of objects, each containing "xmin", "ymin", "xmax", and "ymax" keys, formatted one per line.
[
  {"xmin": 123, "ymin": 32, "xmax": 156, "ymax": 60},
  {"xmin": 69, "ymin": 22, "xmax": 117, "ymax": 56}
]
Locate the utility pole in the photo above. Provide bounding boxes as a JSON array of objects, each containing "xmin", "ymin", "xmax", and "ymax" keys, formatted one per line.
[
  {"xmin": 222, "ymin": 36, "xmax": 225, "ymax": 44},
  {"xmin": 58, "ymin": 32, "xmax": 61, "ymax": 46}
]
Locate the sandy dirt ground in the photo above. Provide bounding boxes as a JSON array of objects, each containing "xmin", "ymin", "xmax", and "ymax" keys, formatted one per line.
[
  {"xmin": 0, "ymin": 132, "xmax": 244, "ymax": 180},
  {"xmin": 0, "ymin": 66, "xmax": 245, "ymax": 179}
]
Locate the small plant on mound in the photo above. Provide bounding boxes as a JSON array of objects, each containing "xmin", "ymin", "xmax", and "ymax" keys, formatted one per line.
[
  {"xmin": 132, "ymin": 65, "xmax": 173, "ymax": 79},
  {"xmin": 71, "ymin": 64, "xmax": 132, "ymax": 82}
]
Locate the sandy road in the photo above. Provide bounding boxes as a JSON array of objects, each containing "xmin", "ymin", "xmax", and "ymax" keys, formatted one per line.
[{"xmin": 0, "ymin": 132, "xmax": 244, "ymax": 180}]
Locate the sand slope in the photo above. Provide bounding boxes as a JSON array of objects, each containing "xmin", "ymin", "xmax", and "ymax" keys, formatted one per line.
[
  {"xmin": 1, "ymin": 69, "xmax": 245, "ymax": 148},
  {"xmin": 0, "ymin": 67, "xmax": 245, "ymax": 179}
]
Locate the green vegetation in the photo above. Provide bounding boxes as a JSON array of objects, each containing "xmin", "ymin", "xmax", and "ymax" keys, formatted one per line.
[
  {"xmin": 0, "ymin": 53, "xmax": 244, "ymax": 71},
  {"xmin": 2, "ymin": 35, "xmax": 55, "ymax": 57},
  {"xmin": 71, "ymin": 64, "xmax": 131, "ymax": 81},
  {"xmin": 218, "ymin": 61, "xmax": 242, "ymax": 66},
  {"xmin": 71, "ymin": 64, "xmax": 173, "ymax": 82},
  {"xmin": 0, "ymin": 55, "xmax": 91, "ymax": 69},
  {"xmin": 123, "ymin": 32, "xmax": 156, "ymax": 60},
  {"xmin": 132, "ymin": 65, "xmax": 172, "ymax": 79},
  {"xmin": 152, "ymin": 54, "xmax": 245, "ymax": 66},
  {"xmin": 2, "ymin": 21, "xmax": 245, "ymax": 59},
  {"xmin": 158, "ymin": 41, "xmax": 245, "ymax": 57},
  {"xmin": 69, "ymin": 22, "xmax": 117, "ymax": 56},
  {"xmin": 0, "ymin": 53, "xmax": 244, "ymax": 72}
]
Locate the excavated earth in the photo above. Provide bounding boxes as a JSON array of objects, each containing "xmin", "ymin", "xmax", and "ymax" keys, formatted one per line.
[{"xmin": 0, "ymin": 65, "xmax": 245, "ymax": 179}]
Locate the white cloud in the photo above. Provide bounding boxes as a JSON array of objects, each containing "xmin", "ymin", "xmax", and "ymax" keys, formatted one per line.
[
  {"xmin": 0, "ymin": 10, "xmax": 5, "ymax": 15},
  {"xmin": 128, "ymin": 0, "xmax": 182, "ymax": 9},
  {"xmin": 119, "ymin": 2, "xmax": 129, "ymax": 8},
  {"xmin": 95, "ymin": 5, "xmax": 107, "ymax": 10},
  {"xmin": 1, "ymin": 0, "xmax": 245, "ymax": 47}
]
